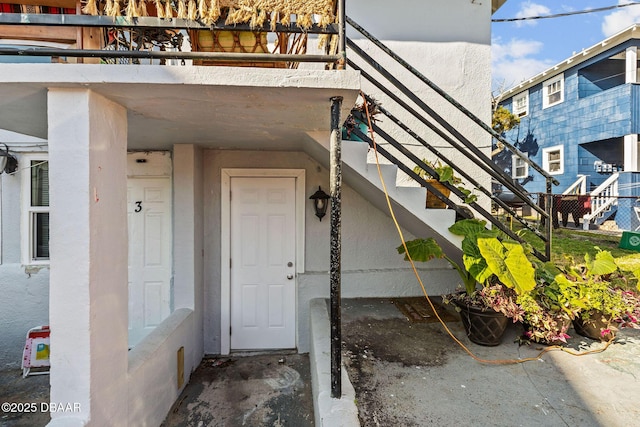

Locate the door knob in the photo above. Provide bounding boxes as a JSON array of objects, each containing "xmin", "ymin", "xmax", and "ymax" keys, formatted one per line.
[{"xmin": 287, "ymin": 274, "xmax": 294, "ymax": 280}]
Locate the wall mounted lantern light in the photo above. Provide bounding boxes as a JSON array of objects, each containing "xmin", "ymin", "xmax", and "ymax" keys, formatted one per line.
[
  {"xmin": 0, "ymin": 144, "xmax": 18, "ymax": 175},
  {"xmin": 309, "ymin": 186, "xmax": 330, "ymax": 221}
]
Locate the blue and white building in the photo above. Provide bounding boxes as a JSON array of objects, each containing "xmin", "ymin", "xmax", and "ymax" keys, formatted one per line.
[{"xmin": 499, "ymin": 24, "xmax": 640, "ymax": 229}]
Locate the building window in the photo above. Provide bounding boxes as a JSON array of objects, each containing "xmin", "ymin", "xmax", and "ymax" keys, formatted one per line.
[
  {"xmin": 542, "ymin": 145, "xmax": 564, "ymax": 175},
  {"xmin": 542, "ymin": 74, "xmax": 564, "ymax": 108},
  {"xmin": 22, "ymin": 155, "xmax": 49, "ymax": 264},
  {"xmin": 512, "ymin": 91, "xmax": 529, "ymax": 117},
  {"xmin": 512, "ymin": 155, "xmax": 528, "ymax": 179}
]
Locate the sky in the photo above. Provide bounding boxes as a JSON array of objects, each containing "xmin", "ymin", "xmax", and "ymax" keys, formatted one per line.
[{"xmin": 492, "ymin": 0, "xmax": 640, "ymax": 92}]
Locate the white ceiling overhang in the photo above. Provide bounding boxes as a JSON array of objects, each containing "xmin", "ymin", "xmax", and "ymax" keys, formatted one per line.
[{"xmin": 0, "ymin": 64, "xmax": 361, "ymax": 151}]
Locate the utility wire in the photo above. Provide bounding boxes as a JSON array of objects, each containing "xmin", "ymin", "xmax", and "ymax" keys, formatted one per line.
[{"xmin": 493, "ymin": 2, "xmax": 640, "ymax": 23}]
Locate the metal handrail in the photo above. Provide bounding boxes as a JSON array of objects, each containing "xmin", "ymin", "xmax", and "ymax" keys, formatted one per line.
[
  {"xmin": 345, "ymin": 16, "xmax": 554, "ymax": 260},
  {"xmin": 352, "ymin": 103, "xmax": 547, "ymax": 241},
  {"xmin": 345, "ymin": 42, "xmax": 542, "ymax": 213},
  {"xmin": 354, "ymin": 124, "xmax": 548, "ymax": 261},
  {"xmin": 346, "ymin": 16, "xmax": 559, "ymax": 187},
  {"xmin": 0, "ymin": 11, "xmax": 342, "ymax": 65},
  {"xmin": 349, "ymin": 63, "xmax": 549, "ymax": 223},
  {"xmin": 0, "ymin": 47, "xmax": 339, "ymax": 63},
  {"xmin": 0, "ymin": 13, "xmax": 339, "ymax": 32}
]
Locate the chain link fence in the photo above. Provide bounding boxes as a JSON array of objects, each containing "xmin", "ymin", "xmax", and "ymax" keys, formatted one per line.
[{"xmin": 494, "ymin": 194, "xmax": 640, "ymax": 237}]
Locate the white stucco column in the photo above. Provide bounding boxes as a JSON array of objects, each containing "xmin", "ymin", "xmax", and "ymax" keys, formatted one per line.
[
  {"xmin": 172, "ymin": 144, "xmax": 204, "ymax": 365},
  {"xmin": 47, "ymin": 89, "xmax": 128, "ymax": 426},
  {"xmin": 173, "ymin": 144, "xmax": 196, "ymax": 310},
  {"xmin": 626, "ymin": 46, "xmax": 638, "ymax": 84},
  {"xmin": 624, "ymin": 134, "xmax": 639, "ymax": 172}
]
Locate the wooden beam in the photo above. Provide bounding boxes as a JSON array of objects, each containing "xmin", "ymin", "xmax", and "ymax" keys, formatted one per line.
[
  {"xmin": 0, "ymin": 25, "xmax": 77, "ymax": 42},
  {"xmin": 0, "ymin": 0, "xmax": 77, "ymax": 8}
]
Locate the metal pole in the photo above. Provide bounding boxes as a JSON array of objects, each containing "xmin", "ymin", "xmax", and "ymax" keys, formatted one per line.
[
  {"xmin": 337, "ymin": 0, "xmax": 346, "ymax": 69},
  {"xmin": 0, "ymin": 47, "xmax": 340, "ymax": 63},
  {"xmin": 330, "ymin": 96, "xmax": 343, "ymax": 399},
  {"xmin": 545, "ymin": 179, "xmax": 553, "ymax": 261}
]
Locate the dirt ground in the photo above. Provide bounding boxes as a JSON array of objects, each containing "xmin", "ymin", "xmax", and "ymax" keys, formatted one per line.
[{"xmin": 0, "ymin": 370, "xmax": 50, "ymax": 427}]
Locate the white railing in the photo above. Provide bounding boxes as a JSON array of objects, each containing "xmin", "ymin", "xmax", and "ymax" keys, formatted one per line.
[
  {"xmin": 562, "ymin": 174, "xmax": 587, "ymax": 195},
  {"xmin": 582, "ymin": 173, "xmax": 619, "ymax": 230}
]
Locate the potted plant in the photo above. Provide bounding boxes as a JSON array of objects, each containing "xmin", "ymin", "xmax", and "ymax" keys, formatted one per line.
[
  {"xmin": 412, "ymin": 159, "xmax": 477, "ymax": 208},
  {"xmin": 515, "ymin": 285, "xmax": 573, "ymax": 345},
  {"xmin": 398, "ymin": 219, "xmax": 535, "ymax": 346},
  {"xmin": 540, "ymin": 249, "xmax": 640, "ymax": 341},
  {"xmin": 342, "ymin": 97, "xmax": 381, "ymax": 142}
]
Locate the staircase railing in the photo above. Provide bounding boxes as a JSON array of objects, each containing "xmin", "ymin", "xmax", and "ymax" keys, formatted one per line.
[
  {"xmin": 345, "ymin": 16, "xmax": 558, "ymax": 261},
  {"xmin": 582, "ymin": 173, "xmax": 619, "ymax": 230},
  {"xmin": 562, "ymin": 175, "xmax": 588, "ymax": 195}
]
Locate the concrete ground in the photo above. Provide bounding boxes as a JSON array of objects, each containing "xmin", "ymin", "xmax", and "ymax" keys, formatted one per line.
[
  {"xmin": 161, "ymin": 353, "xmax": 314, "ymax": 427},
  {"xmin": 0, "ymin": 353, "xmax": 314, "ymax": 427},
  {"xmin": 339, "ymin": 297, "xmax": 640, "ymax": 427},
  {"xmin": 4, "ymin": 297, "xmax": 640, "ymax": 427},
  {"xmin": 0, "ymin": 370, "xmax": 50, "ymax": 427}
]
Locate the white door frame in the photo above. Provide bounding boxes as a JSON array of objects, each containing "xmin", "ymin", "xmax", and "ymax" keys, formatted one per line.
[{"xmin": 220, "ymin": 168, "xmax": 305, "ymax": 354}]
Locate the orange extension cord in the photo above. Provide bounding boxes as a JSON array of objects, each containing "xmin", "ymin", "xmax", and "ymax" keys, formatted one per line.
[{"xmin": 359, "ymin": 91, "xmax": 612, "ymax": 364}]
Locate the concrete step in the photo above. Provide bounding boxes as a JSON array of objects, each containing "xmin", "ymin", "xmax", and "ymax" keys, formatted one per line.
[{"xmin": 305, "ymin": 132, "xmax": 461, "ymax": 258}]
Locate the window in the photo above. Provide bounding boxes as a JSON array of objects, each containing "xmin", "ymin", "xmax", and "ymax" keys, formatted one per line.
[
  {"xmin": 542, "ymin": 145, "xmax": 564, "ymax": 175},
  {"xmin": 512, "ymin": 155, "xmax": 528, "ymax": 179},
  {"xmin": 512, "ymin": 91, "xmax": 529, "ymax": 117},
  {"xmin": 22, "ymin": 155, "xmax": 49, "ymax": 264},
  {"xmin": 543, "ymin": 74, "xmax": 564, "ymax": 108}
]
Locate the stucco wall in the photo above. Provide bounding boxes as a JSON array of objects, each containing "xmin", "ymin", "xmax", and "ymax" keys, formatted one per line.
[
  {"xmin": 347, "ymin": 0, "xmax": 491, "ymax": 44},
  {"xmin": 203, "ymin": 149, "xmax": 458, "ymax": 355},
  {"xmin": 127, "ymin": 308, "xmax": 197, "ymax": 427},
  {"xmin": 346, "ymin": 0, "xmax": 493, "ymax": 209},
  {"xmin": 0, "ymin": 152, "xmax": 49, "ymax": 371}
]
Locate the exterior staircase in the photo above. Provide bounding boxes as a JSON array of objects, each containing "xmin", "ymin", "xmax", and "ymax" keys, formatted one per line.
[
  {"xmin": 306, "ymin": 133, "xmax": 461, "ymax": 257},
  {"xmin": 581, "ymin": 173, "xmax": 619, "ymax": 229},
  {"xmin": 327, "ymin": 16, "xmax": 558, "ymax": 262}
]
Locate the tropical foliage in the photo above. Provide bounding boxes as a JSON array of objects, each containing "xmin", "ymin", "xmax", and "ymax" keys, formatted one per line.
[{"xmin": 398, "ymin": 220, "xmax": 640, "ymax": 345}]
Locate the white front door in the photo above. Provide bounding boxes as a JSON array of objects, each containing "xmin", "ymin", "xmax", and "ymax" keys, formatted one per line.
[
  {"xmin": 230, "ymin": 177, "xmax": 297, "ymax": 350},
  {"xmin": 127, "ymin": 177, "xmax": 172, "ymax": 348}
]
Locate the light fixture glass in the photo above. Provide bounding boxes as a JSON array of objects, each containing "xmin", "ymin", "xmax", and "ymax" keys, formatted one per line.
[{"xmin": 309, "ymin": 186, "xmax": 330, "ymax": 221}]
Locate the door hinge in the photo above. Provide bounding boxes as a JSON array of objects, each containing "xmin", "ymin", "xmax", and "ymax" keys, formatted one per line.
[
  {"xmin": 230, "ymin": 258, "xmax": 232, "ymax": 268},
  {"xmin": 229, "ymin": 326, "xmax": 232, "ymax": 335}
]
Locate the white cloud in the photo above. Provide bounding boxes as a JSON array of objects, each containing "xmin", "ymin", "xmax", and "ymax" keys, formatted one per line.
[
  {"xmin": 514, "ymin": 1, "xmax": 551, "ymax": 27},
  {"xmin": 492, "ymin": 37, "xmax": 555, "ymax": 92},
  {"xmin": 602, "ymin": 1, "xmax": 640, "ymax": 37}
]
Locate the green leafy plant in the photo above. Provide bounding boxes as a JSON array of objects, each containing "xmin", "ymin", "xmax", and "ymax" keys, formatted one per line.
[
  {"xmin": 397, "ymin": 219, "xmax": 534, "ymax": 320},
  {"xmin": 412, "ymin": 159, "xmax": 478, "ymax": 204},
  {"xmin": 546, "ymin": 249, "xmax": 640, "ymax": 336},
  {"xmin": 519, "ymin": 248, "xmax": 640, "ymax": 343}
]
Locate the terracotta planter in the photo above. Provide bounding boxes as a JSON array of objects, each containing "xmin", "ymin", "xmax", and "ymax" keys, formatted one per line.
[
  {"xmin": 454, "ymin": 301, "xmax": 509, "ymax": 346},
  {"xmin": 573, "ymin": 311, "xmax": 615, "ymax": 341},
  {"xmin": 425, "ymin": 179, "xmax": 450, "ymax": 209}
]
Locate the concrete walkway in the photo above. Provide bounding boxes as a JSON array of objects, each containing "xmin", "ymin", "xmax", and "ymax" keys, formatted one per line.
[
  {"xmin": 334, "ymin": 297, "xmax": 640, "ymax": 427},
  {"xmin": 161, "ymin": 353, "xmax": 315, "ymax": 427},
  {"xmin": 4, "ymin": 297, "xmax": 640, "ymax": 426}
]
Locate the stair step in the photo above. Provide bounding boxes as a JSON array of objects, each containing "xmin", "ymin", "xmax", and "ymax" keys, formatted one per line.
[
  {"xmin": 306, "ymin": 132, "xmax": 460, "ymax": 256},
  {"xmin": 342, "ymin": 140, "xmax": 369, "ymax": 169},
  {"xmin": 367, "ymin": 163, "xmax": 399, "ymax": 189}
]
